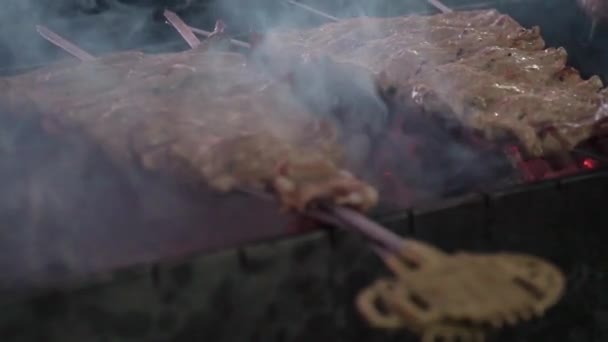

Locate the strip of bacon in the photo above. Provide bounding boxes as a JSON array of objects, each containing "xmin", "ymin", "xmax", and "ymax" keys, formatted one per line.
[
  {"xmin": 163, "ymin": 10, "xmax": 201, "ymax": 49},
  {"xmin": 36, "ymin": 25, "xmax": 96, "ymax": 62}
]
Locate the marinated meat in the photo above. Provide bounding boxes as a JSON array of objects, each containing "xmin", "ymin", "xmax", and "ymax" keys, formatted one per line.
[
  {"xmin": 1, "ymin": 50, "xmax": 378, "ymax": 212},
  {"xmin": 262, "ymin": 9, "xmax": 608, "ymax": 156},
  {"xmin": 407, "ymin": 48, "xmax": 605, "ymax": 155}
]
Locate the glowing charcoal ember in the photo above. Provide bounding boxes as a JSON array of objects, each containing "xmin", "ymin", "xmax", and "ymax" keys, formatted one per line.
[{"xmin": 583, "ymin": 158, "xmax": 599, "ymax": 169}]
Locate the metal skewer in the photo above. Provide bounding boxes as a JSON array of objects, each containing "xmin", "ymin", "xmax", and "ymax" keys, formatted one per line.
[
  {"xmin": 285, "ymin": 0, "xmax": 339, "ymax": 22},
  {"xmin": 36, "ymin": 25, "xmax": 96, "ymax": 62},
  {"xmin": 164, "ymin": 10, "xmax": 252, "ymax": 49},
  {"xmin": 163, "ymin": 10, "xmax": 201, "ymax": 49},
  {"xmin": 427, "ymin": 0, "xmax": 453, "ymax": 13},
  {"xmin": 285, "ymin": 0, "xmax": 452, "ymax": 20},
  {"xmin": 237, "ymin": 186, "xmax": 405, "ymax": 257},
  {"xmin": 324, "ymin": 205, "xmax": 404, "ymax": 254}
]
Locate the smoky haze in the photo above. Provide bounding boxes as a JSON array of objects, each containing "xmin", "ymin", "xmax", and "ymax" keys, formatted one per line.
[
  {"xmin": 0, "ymin": 0, "xmax": 603, "ymax": 290},
  {"xmin": 0, "ymin": 0, "xmax": 199, "ymax": 73}
]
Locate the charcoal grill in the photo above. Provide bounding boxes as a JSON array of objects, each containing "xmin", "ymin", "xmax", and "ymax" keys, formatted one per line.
[{"xmin": 1, "ymin": 0, "xmax": 608, "ymax": 341}]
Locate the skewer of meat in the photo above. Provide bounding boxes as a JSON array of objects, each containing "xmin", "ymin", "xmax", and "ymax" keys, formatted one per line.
[
  {"xmin": 164, "ymin": 10, "xmax": 252, "ymax": 49},
  {"xmin": 32, "ymin": 22, "xmax": 410, "ymax": 265},
  {"xmin": 30, "ymin": 24, "xmax": 378, "ymax": 216},
  {"xmin": 262, "ymin": 0, "xmax": 608, "ymax": 181}
]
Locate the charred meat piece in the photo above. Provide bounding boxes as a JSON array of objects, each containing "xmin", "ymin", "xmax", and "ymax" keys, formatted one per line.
[
  {"xmin": 264, "ymin": 9, "xmax": 608, "ymax": 156},
  {"xmin": 1, "ymin": 51, "xmax": 378, "ymax": 213}
]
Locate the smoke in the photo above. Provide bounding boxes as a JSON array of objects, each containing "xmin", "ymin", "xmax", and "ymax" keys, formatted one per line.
[
  {"xmin": 0, "ymin": 106, "xmax": 138, "ymax": 289},
  {"xmin": 0, "ymin": 0, "xmax": 193, "ymax": 72},
  {"xmin": 0, "ymin": 0, "xmax": 597, "ymax": 286},
  {"xmin": 233, "ymin": 2, "xmax": 520, "ymax": 205},
  {"xmin": 0, "ymin": 102, "xmax": 295, "ymax": 293},
  {"xmin": 0, "ymin": 1, "xmax": 520, "ymax": 199},
  {"xmin": 213, "ymin": 0, "xmax": 433, "ymax": 31}
]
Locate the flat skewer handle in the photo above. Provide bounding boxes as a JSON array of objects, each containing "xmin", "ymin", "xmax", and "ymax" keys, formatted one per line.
[{"xmin": 163, "ymin": 10, "xmax": 201, "ymax": 49}]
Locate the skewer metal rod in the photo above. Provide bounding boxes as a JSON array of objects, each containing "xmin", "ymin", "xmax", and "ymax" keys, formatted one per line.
[
  {"xmin": 165, "ymin": 11, "xmax": 251, "ymax": 49},
  {"xmin": 190, "ymin": 26, "xmax": 252, "ymax": 49},
  {"xmin": 35, "ymin": 25, "xmax": 96, "ymax": 62},
  {"xmin": 188, "ymin": 26, "xmax": 213, "ymax": 37},
  {"xmin": 426, "ymin": 0, "xmax": 453, "ymax": 13},
  {"xmin": 327, "ymin": 206, "xmax": 404, "ymax": 253},
  {"xmin": 163, "ymin": 10, "xmax": 201, "ymax": 49},
  {"xmin": 286, "ymin": 0, "xmax": 339, "ymax": 22},
  {"xmin": 237, "ymin": 187, "xmax": 404, "ymax": 255}
]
